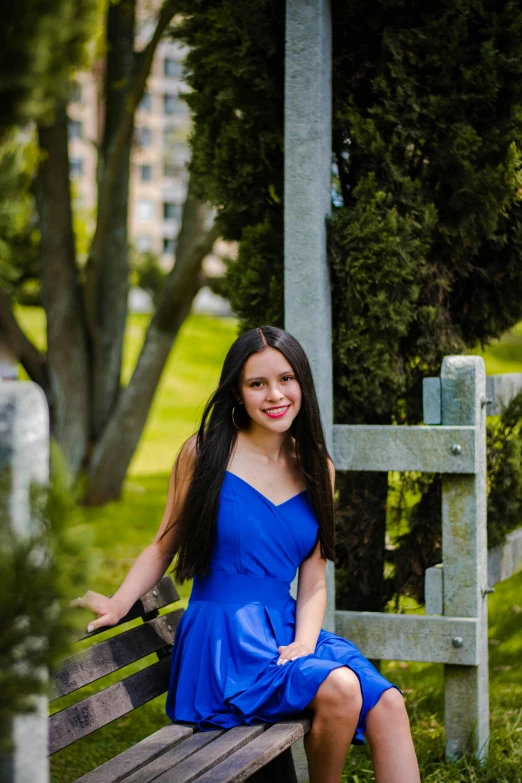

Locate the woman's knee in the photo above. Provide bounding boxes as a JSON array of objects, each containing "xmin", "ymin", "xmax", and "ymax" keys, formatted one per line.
[
  {"xmin": 310, "ymin": 666, "xmax": 362, "ymax": 716},
  {"xmin": 368, "ymin": 687, "xmax": 409, "ymax": 731}
]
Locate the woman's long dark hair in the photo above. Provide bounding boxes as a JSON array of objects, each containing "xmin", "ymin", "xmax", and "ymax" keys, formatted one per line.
[{"xmin": 164, "ymin": 326, "xmax": 337, "ymax": 583}]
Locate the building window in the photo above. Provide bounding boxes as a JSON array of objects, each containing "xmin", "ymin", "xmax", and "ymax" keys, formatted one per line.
[
  {"xmin": 136, "ymin": 126, "xmax": 153, "ymax": 147},
  {"xmin": 162, "ymin": 237, "xmax": 176, "ymax": 254},
  {"xmin": 136, "ymin": 236, "xmax": 154, "ymax": 252},
  {"xmin": 163, "ymin": 162, "xmax": 184, "ymax": 179},
  {"xmin": 70, "ymin": 158, "xmax": 84, "ymax": 179},
  {"xmin": 162, "ymin": 127, "xmax": 174, "ymax": 152},
  {"xmin": 68, "ymin": 120, "xmax": 83, "ymax": 140},
  {"xmin": 139, "ymin": 91, "xmax": 152, "ymax": 112},
  {"xmin": 136, "ymin": 200, "xmax": 155, "ymax": 222},
  {"xmin": 69, "ymin": 80, "xmax": 82, "ymax": 104},
  {"xmin": 163, "ymin": 127, "xmax": 188, "ymax": 156},
  {"xmin": 163, "ymin": 94, "xmax": 181, "ymax": 115},
  {"xmin": 139, "ymin": 164, "xmax": 152, "ymax": 182},
  {"xmin": 164, "ymin": 57, "xmax": 182, "ymax": 78},
  {"xmin": 163, "ymin": 202, "xmax": 181, "ymax": 221}
]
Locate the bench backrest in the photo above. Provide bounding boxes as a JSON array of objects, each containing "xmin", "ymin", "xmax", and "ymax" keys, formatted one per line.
[{"xmin": 49, "ymin": 576, "xmax": 183, "ymax": 755}]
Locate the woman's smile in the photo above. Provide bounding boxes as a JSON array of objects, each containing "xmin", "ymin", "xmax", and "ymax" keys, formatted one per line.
[{"xmin": 263, "ymin": 404, "xmax": 291, "ymax": 419}]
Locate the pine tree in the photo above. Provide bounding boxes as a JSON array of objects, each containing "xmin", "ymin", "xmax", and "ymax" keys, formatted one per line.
[{"xmin": 175, "ymin": 0, "xmax": 522, "ymax": 610}]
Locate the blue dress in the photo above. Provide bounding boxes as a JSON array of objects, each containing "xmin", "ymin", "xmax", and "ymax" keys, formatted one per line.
[{"xmin": 166, "ymin": 470, "xmax": 399, "ymax": 744}]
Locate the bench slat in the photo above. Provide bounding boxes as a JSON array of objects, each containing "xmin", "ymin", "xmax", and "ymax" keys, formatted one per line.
[
  {"xmin": 245, "ymin": 748, "xmax": 298, "ymax": 783},
  {"xmin": 50, "ymin": 658, "xmax": 171, "ymax": 754},
  {"xmin": 161, "ymin": 725, "xmax": 267, "ymax": 783},
  {"xmin": 78, "ymin": 577, "xmax": 180, "ymax": 641},
  {"xmin": 123, "ymin": 729, "xmax": 226, "ymax": 783},
  {"xmin": 158, "ymin": 719, "xmax": 310, "ymax": 783},
  {"xmin": 73, "ymin": 724, "xmax": 196, "ymax": 783},
  {"xmin": 53, "ymin": 609, "xmax": 183, "ymax": 699}
]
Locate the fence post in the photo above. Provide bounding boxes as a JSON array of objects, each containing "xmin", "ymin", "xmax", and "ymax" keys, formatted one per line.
[
  {"xmin": 285, "ymin": 1, "xmax": 332, "ymax": 778},
  {"xmin": 0, "ymin": 381, "xmax": 50, "ymax": 782},
  {"xmin": 440, "ymin": 356, "xmax": 489, "ymax": 760},
  {"xmin": 285, "ymin": 0, "xmax": 333, "ymax": 629}
]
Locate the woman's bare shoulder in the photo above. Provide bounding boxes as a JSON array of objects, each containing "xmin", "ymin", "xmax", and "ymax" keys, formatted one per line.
[
  {"xmin": 172, "ymin": 433, "xmax": 198, "ymax": 479},
  {"xmin": 181, "ymin": 432, "xmax": 198, "ymax": 458}
]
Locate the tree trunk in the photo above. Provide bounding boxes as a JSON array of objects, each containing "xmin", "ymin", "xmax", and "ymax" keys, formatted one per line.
[
  {"xmin": 36, "ymin": 102, "xmax": 90, "ymax": 475},
  {"xmin": 83, "ymin": 0, "xmax": 179, "ymax": 443},
  {"xmin": 85, "ymin": 179, "xmax": 218, "ymax": 503},
  {"xmin": 89, "ymin": 0, "xmax": 135, "ymax": 440},
  {"xmin": 26, "ymin": 0, "xmax": 217, "ymax": 497},
  {"xmin": 0, "ymin": 290, "xmax": 47, "ymax": 390},
  {"xmin": 334, "ymin": 470, "xmax": 390, "ymax": 613}
]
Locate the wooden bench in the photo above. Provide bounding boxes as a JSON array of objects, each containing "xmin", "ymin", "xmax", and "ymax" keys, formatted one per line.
[{"xmin": 49, "ymin": 576, "xmax": 310, "ymax": 783}]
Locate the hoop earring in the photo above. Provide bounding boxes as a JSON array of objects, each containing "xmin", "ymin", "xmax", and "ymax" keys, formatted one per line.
[{"xmin": 231, "ymin": 406, "xmax": 241, "ymax": 430}]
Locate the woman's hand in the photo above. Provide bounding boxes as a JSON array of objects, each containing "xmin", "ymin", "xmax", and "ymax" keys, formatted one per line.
[
  {"xmin": 277, "ymin": 641, "xmax": 313, "ymax": 665},
  {"xmin": 70, "ymin": 591, "xmax": 126, "ymax": 633}
]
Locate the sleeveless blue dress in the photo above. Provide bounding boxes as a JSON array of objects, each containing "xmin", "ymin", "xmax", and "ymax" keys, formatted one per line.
[{"xmin": 166, "ymin": 470, "xmax": 399, "ymax": 744}]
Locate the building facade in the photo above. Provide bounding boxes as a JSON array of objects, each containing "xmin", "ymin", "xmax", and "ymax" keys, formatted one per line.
[{"xmin": 67, "ymin": 37, "xmax": 191, "ymax": 268}]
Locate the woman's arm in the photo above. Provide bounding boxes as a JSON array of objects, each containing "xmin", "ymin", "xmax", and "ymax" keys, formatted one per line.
[
  {"xmin": 276, "ymin": 457, "xmax": 335, "ymax": 665},
  {"xmin": 74, "ymin": 435, "xmax": 197, "ymax": 632}
]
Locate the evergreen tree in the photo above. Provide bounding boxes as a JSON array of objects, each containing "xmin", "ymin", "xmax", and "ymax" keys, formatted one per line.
[
  {"xmin": 175, "ymin": 0, "xmax": 522, "ymax": 610},
  {"xmin": 0, "ymin": 0, "xmax": 98, "ymax": 135}
]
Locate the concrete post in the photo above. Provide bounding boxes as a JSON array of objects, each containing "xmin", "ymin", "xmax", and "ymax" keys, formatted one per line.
[
  {"xmin": 284, "ymin": 0, "xmax": 334, "ymax": 626},
  {"xmin": 285, "ymin": 3, "xmax": 332, "ymax": 778},
  {"xmin": 440, "ymin": 356, "xmax": 489, "ymax": 760},
  {"xmin": 0, "ymin": 382, "xmax": 50, "ymax": 783}
]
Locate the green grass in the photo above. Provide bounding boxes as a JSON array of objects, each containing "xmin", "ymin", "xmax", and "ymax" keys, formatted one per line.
[
  {"xmin": 469, "ymin": 321, "xmax": 522, "ymax": 375},
  {"xmin": 14, "ymin": 307, "xmax": 522, "ymax": 782}
]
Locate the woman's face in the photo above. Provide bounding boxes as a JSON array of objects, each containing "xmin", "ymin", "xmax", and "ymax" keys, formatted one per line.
[{"xmin": 237, "ymin": 346, "xmax": 302, "ymax": 432}]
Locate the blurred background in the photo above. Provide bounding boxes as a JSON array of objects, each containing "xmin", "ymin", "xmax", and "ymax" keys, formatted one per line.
[{"xmin": 2, "ymin": 1, "xmax": 522, "ymax": 781}]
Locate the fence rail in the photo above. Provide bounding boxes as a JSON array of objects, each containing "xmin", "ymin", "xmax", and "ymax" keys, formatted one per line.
[
  {"xmin": 424, "ymin": 371, "xmax": 522, "ymax": 423},
  {"xmin": 335, "ymin": 612, "xmax": 478, "ymax": 665},
  {"xmin": 333, "ymin": 424, "xmax": 477, "ymax": 473}
]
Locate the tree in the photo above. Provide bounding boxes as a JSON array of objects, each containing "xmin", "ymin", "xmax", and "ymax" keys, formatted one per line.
[
  {"xmin": 0, "ymin": 0, "xmax": 98, "ymax": 391},
  {"xmin": 173, "ymin": 0, "xmax": 522, "ymax": 610},
  {"xmin": 0, "ymin": 0, "xmax": 98, "ymax": 136},
  {"xmin": 0, "ymin": 0, "xmax": 219, "ymax": 504}
]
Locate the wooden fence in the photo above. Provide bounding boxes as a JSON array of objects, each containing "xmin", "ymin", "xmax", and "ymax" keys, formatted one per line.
[{"xmin": 332, "ymin": 356, "xmax": 522, "ymax": 762}]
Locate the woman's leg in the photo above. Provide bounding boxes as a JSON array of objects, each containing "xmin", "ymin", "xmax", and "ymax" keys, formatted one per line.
[
  {"xmin": 365, "ymin": 687, "xmax": 420, "ymax": 783},
  {"xmin": 303, "ymin": 666, "xmax": 363, "ymax": 783}
]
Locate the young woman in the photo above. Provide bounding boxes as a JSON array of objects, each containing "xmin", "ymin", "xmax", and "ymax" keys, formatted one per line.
[{"xmin": 76, "ymin": 326, "xmax": 420, "ymax": 783}]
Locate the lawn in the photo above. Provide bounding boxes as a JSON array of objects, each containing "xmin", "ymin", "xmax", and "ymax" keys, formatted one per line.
[{"xmin": 15, "ymin": 307, "xmax": 522, "ymax": 782}]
